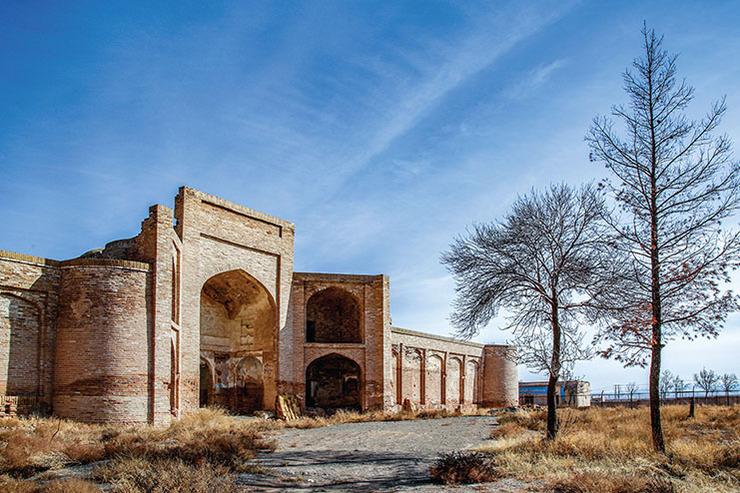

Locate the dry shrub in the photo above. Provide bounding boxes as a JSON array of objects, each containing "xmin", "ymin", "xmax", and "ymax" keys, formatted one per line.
[
  {"xmin": 429, "ymin": 452, "xmax": 498, "ymax": 484},
  {"xmin": 669, "ymin": 437, "xmax": 740, "ymax": 472},
  {"xmin": 62, "ymin": 443, "xmax": 105, "ymax": 464},
  {"xmin": 0, "ymin": 416, "xmax": 107, "ymax": 477},
  {"xmin": 96, "ymin": 457, "xmax": 236, "ymax": 493},
  {"xmin": 102, "ymin": 410, "xmax": 274, "ymax": 468},
  {"xmin": 417, "ymin": 408, "xmax": 461, "ymax": 420},
  {"xmin": 256, "ymin": 406, "xmax": 465, "ymax": 431},
  {"xmin": 0, "ymin": 428, "xmax": 71, "ymax": 476},
  {"xmin": 166, "ymin": 406, "xmax": 236, "ymax": 433},
  {"xmin": 0, "ymin": 428, "xmax": 49, "ymax": 473}
]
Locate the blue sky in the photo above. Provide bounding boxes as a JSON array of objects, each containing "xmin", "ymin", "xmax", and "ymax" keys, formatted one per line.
[{"xmin": 3, "ymin": 1, "xmax": 740, "ymax": 393}]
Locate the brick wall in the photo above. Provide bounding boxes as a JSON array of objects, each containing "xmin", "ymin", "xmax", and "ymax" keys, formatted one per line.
[
  {"xmin": 175, "ymin": 187, "xmax": 295, "ymax": 415},
  {"xmin": 54, "ymin": 259, "xmax": 151, "ymax": 423},
  {"xmin": 389, "ymin": 328, "xmax": 491, "ymax": 410},
  {"xmin": 0, "ymin": 251, "xmax": 60, "ymax": 413},
  {"xmin": 1, "ymin": 187, "xmax": 520, "ymax": 422},
  {"xmin": 288, "ymin": 273, "xmax": 389, "ymax": 411}
]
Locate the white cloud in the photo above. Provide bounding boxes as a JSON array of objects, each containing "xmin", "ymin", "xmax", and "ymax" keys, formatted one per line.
[{"xmin": 502, "ymin": 59, "xmax": 569, "ymax": 100}]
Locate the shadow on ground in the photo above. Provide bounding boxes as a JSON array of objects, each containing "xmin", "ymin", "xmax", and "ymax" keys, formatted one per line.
[{"xmin": 240, "ymin": 449, "xmax": 434, "ymax": 492}]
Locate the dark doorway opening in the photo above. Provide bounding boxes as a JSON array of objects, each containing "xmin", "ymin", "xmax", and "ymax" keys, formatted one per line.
[
  {"xmin": 199, "ymin": 360, "xmax": 212, "ymax": 407},
  {"xmin": 305, "ymin": 354, "xmax": 362, "ymax": 410}
]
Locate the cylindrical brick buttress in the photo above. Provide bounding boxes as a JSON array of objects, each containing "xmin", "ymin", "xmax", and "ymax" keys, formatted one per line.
[
  {"xmin": 481, "ymin": 345, "xmax": 518, "ymax": 408},
  {"xmin": 53, "ymin": 260, "xmax": 151, "ymax": 423}
]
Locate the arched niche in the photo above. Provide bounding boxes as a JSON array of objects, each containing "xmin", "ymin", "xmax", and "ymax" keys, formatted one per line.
[
  {"xmin": 446, "ymin": 357, "xmax": 462, "ymax": 407},
  {"xmin": 425, "ymin": 354, "xmax": 444, "ymax": 407},
  {"xmin": 305, "ymin": 354, "xmax": 362, "ymax": 410},
  {"xmin": 199, "ymin": 270, "xmax": 276, "ymax": 413},
  {"xmin": 465, "ymin": 360, "xmax": 480, "ymax": 404},
  {"xmin": 0, "ymin": 293, "xmax": 41, "ymax": 397},
  {"xmin": 401, "ymin": 348, "xmax": 422, "ymax": 405},
  {"xmin": 305, "ymin": 287, "xmax": 362, "ymax": 343}
]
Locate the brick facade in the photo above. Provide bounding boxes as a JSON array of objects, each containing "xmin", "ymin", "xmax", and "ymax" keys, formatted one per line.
[{"xmin": 0, "ymin": 187, "xmax": 518, "ymax": 423}]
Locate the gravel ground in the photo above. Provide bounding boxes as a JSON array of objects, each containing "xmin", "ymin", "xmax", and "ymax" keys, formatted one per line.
[{"xmin": 238, "ymin": 416, "xmax": 538, "ymax": 492}]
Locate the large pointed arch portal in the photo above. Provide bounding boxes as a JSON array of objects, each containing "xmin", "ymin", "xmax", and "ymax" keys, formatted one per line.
[{"xmin": 199, "ymin": 269, "xmax": 276, "ymax": 414}]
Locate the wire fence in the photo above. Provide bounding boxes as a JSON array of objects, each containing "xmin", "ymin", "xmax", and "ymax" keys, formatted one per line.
[{"xmin": 590, "ymin": 389, "xmax": 740, "ymax": 408}]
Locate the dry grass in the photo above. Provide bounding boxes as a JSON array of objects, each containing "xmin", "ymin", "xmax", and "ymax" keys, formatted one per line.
[
  {"xmin": 100, "ymin": 408, "xmax": 275, "ymax": 468},
  {"xmin": 0, "ymin": 417, "xmax": 105, "ymax": 477},
  {"xmin": 478, "ymin": 405, "xmax": 740, "ymax": 492},
  {"xmin": 0, "ymin": 405, "xmax": 478, "ymax": 490},
  {"xmin": 0, "ymin": 408, "xmax": 273, "ymax": 477},
  {"xmin": 0, "ymin": 476, "xmax": 102, "ymax": 493},
  {"xmin": 95, "ymin": 457, "xmax": 236, "ymax": 493}
]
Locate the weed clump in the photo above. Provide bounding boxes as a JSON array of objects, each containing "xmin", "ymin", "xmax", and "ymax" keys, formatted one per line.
[{"xmin": 429, "ymin": 451, "xmax": 498, "ymax": 484}]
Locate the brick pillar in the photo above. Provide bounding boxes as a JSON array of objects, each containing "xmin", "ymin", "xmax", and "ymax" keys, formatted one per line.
[
  {"xmin": 482, "ymin": 345, "xmax": 518, "ymax": 408},
  {"xmin": 136, "ymin": 204, "xmax": 177, "ymax": 425}
]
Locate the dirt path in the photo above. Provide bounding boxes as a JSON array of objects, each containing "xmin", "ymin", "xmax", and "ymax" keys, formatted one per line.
[{"xmin": 238, "ymin": 416, "xmax": 534, "ymax": 492}]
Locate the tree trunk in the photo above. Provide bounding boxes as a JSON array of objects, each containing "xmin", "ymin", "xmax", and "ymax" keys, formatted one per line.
[
  {"xmin": 649, "ymin": 340, "xmax": 665, "ymax": 452},
  {"xmin": 546, "ymin": 371, "xmax": 558, "ymax": 441},
  {"xmin": 547, "ymin": 295, "xmax": 561, "ymax": 441}
]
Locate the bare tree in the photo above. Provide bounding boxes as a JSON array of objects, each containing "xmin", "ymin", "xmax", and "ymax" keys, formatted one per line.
[
  {"xmin": 720, "ymin": 373, "xmax": 738, "ymax": 405},
  {"xmin": 441, "ymin": 183, "xmax": 611, "ymax": 440},
  {"xmin": 694, "ymin": 368, "xmax": 719, "ymax": 398},
  {"xmin": 672, "ymin": 375, "xmax": 686, "ymax": 400},
  {"xmin": 659, "ymin": 370, "xmax": 674, "ymax": 401},
  {"xmin": 625, "ymin": 381, "xmax": 638, "ymax": 407},
  {"xmin": 587, "ymin": 24, "xmax": 740, "ymax": 452}
]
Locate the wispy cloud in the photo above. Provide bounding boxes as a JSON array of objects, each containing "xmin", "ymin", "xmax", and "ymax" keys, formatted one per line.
[
  {"xmin": 502, "ymin": 59, "xmax": 569, "ymax": 100},
  {"xmin": 336, "ymin": 5, "xmax": 577, "ymax": 183}
]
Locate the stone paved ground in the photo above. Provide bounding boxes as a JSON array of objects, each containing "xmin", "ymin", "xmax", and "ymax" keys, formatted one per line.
[{"xmin": 238, "ymin": 416, "xmax": 538, "ymax": 492}]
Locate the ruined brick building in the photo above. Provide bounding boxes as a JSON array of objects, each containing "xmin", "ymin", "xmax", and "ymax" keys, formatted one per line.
[{"xmin": 0, "ymin": 187, "xmax": 518, "ymax": 424}]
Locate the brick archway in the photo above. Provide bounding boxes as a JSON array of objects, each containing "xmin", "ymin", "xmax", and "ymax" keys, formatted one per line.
[
  {"xmin": 199, "ymin": 270, "xmax": 276, "ymax": 413},
  {"xmin": 305, "ymin": 288, "xmax": 362, "ymax": 343},
  {"xmin": 305, "ymin": 354, "xmax": 362, "ymax": 411}
]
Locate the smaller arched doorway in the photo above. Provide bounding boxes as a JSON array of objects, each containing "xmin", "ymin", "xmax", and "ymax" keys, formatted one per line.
[
  {"xmin": 199, "ymin": 358, "xmax": 213, "ymax": 407},
  {"xmin": 305, "ymin": 354, "xmax": 362, "ymax": 411},
  {"xmin": 235, "ymin": 356, "xmax": 264, "ymax": 414}
]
